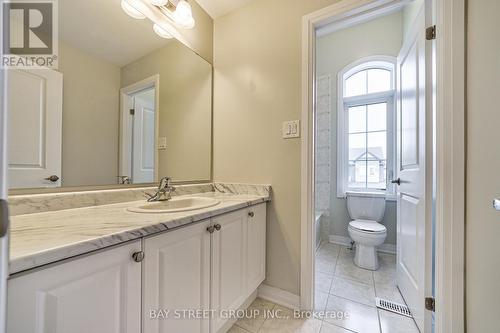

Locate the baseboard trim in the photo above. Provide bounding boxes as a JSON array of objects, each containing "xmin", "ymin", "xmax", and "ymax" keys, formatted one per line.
[
  {"xmin": 257, "ymin": 284, "xmax": 300, "ymax": 310},
  {"xmin": 328, "ymin": 235, "xmax": 396, "ymax": 254}
]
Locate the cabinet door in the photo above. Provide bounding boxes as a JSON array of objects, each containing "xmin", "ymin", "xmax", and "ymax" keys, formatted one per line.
[
  {"xmin": 7, "ymin": 241, "xmax": 142, "ymax": 333},
  {"xmin": 143, "ymin": 220, "xmax": 211, "ymax": 333},
  {"xmin": 246, "ymin": 203, "xmax": 266, "ymax": 294},
  {"xmin": 211, "ymin": 209, "xmax": 247, "ymax": 333}
]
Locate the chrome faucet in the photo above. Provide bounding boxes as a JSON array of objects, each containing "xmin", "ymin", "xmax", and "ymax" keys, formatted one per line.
[{"xmin": 146, "ymin": 177, "xmax": 176, "ymax": 202}]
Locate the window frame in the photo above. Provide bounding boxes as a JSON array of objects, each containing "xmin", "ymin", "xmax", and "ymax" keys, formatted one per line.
[{"xmin": 336, "ymin": 55, "xmax": 397, "ymax": 199}]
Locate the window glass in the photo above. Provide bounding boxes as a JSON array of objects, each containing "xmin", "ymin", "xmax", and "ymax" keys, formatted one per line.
[
  {"xmin": 367, "ymin": 68, "xmax": 391, "ymax": 94},
  {"xmin": 348, "ymin": 133, "xmax": 366, "ymax": 161},
  {"xmin": 345, "ymin": 71, "xmax": 366, "ymax": 97},
  {"xmin": 367, "ymin": 160, "xmax": 386, "ymax": 189},
  {"xmin": 348, "ymin": 105, "xmax": 366, "ymax": 133},
  {"xmin": 342, "ymin": 60, "xmax": 394, "ymax": 193},
  {"xmin": 347, "ymin": 106, "xmax": 388, "ymax": 191},
  {"xmin": 368, "ymin": 131, "xmax": 387, "ymax": 161},
  {"xmin": 367, "ymin": 103, "xmax": 387, "ymax": 132}
]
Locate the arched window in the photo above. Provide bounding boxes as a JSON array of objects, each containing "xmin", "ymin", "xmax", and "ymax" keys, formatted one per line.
[{"xmin": 337, "ymin": 56, "xmax": 396, "ymax": 197}]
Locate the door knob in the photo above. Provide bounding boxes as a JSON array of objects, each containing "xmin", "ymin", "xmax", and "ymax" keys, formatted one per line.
[
  {"xmin": 44, "ymin": 175, "xmax": 59, "ymax": 182},
  {"xmin": 207, "ymin": 225, "xmax": 215, "ymax": 234},
  {"xmin": 248, "ymin": 211, "xmax": 255, "ymax": 218},
  {"xmin": 391, "ymin": 178, "xmax": 401, "ymax": 185},
  {"xmin": 132, "ymin": 251, "xmax": 145, "ymax": 262},
  {"xmin": 214, "ymin": 224, "xmax": 221, "ymax": 231}
]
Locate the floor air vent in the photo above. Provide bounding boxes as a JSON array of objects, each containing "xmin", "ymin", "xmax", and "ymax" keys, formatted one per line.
[{"xmin": 375, "ymin": 298, "xmax": 412, "ymax": 317}]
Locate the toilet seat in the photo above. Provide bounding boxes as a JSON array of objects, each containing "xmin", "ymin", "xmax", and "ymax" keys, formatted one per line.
[{"xmin": 349, "ymin": 219, "xmax": 386, "ymax": 233}]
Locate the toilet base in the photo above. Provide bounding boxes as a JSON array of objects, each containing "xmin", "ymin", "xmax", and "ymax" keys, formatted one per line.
[{"xmin": 353, "ymin": 243, "xmax": 379, "ymax": 270}]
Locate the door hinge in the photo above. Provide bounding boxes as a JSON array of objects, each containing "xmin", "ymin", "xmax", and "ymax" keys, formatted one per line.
[
  {"xmin": 129, "ymin": 108, "xmax": 135, "ymax": 115},
  {"xmin": 426, "ymin": 25, "xmax": 436, "ymax": 40},
  {"xmin": 425, "ymin": 297, "xmax": 435, "ymax": 312}
]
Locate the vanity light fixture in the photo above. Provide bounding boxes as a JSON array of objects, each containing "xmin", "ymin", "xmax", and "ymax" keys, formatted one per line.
[
  {"xmin": 121, "ymin": 0, "xmax": 146, "ymax": 19},
  {"xmin": 121, "ymin": 0, "xmax": 196, "ymax": 39},
  {"xmin": 153, "ymin": 24, "xmax": 174, "ymax": 39},
  {"xmin": 150, "ymin": 0, "xmax": 169, "ymax": 6},
  {"xmin": 171, "ymin": 1, "xmax": 195, "ymax": 29}
]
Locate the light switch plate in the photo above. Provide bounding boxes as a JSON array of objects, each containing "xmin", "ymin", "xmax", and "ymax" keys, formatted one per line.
[
  {"xmin": 158, "ymin": 137, "xmax": 167, "ymax": 150},
  {"xmin": 282, "ymin": 120, "xmax": 300, "ymax": 139}
]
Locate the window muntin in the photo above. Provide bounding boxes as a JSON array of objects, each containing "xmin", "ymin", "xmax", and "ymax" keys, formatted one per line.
[
  {"xmin": 338, "ymin": 57, "xmax": 396, "ymax": 197},
  {"xmin": 347, "ymin": 103, "xmax": 388, "ymax": 190},
  {"xmin": 344, "ymin": 67, "xmax": 392, "ymax": 97}
]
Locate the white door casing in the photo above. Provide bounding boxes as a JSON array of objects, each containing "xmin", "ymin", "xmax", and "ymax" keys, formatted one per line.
[
  {"xmin": 7, "ymin": 69, "xmax": 63, "ymax": 188},
  {"xmin": 132, "ymin": 91, "xmax": 155, "ymax": 183},
  {"xmin": 143, "ymin": 220, "xmax": 210, "ymax": 333},
  {"xmin": 7, "ymin": 241, "xmax": 142, "ymax": 333},
  {"xmin": 396, "ymin": 7, "xmax": 428, "ymax": 332}
]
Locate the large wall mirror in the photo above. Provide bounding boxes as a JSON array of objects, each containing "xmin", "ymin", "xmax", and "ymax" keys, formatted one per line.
[{"xmin": 6, "ymin": 0, "xmax": 212, "ymax": 190}]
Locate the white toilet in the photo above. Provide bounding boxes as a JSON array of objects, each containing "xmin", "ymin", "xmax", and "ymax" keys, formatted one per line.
[{"xmin": 346, "ymin": 192, "xmax": 387, "ymax": 270}]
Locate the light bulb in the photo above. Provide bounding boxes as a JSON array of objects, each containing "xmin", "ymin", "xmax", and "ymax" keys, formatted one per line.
[
  {"xmin": 121, "ymin": 0, "xmax": 146, "ymax": 19},
  {"xmin": 173, "ymin": 0, "xmax": 195, "ymax": 29},
  {"xmin": 150, "ymin": 0, "xmax": 168, "ymax": 6},
  {"xmin": 153, "ymin": 24, "xmax": 173, "ymax": 39}
]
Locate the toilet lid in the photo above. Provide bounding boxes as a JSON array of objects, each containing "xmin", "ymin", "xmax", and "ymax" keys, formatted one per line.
[{"xmin": 349, "ymin": 220, "xmax": 386, "ymax": 233}]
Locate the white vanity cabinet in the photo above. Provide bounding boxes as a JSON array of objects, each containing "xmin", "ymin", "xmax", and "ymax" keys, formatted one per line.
[
  {"xmin": 211, "ymin": 203, "xmax": 267, "ymax": 333},
  {"xmin": 7, "ymin": 240, "xmax": 142, "ymax": 333},
  {"xmin": 245, "ymin": 203, "xmax": 267, "ymax": 295},
  {"xmin": 143, "ymin": 219, "xmax": 211, "ymax": 333},
  {"xmin": 7, "ymin": 203, "xmax": 267, "ymax": 333},
  {"xmin": 210, "ymin": 208, "xmax": 248, "ymax": 333}
]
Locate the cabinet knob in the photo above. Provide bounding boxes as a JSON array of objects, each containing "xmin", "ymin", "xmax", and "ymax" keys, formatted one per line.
[
  {"xmin": 132, "ymin": 251, "xmax": 145, "ymax": 262},
  {"xmin": 207, "ymin": 225, "xmax": 215, "ymax": 234},
  {"xmin": 214, "ymin": 224, "xmax": 221, "ymax": 231},
  {"xmin": 248, "ymin": 211, "xmax": 255, "ymax": 218},
  {"xmin": 44, "ymin": 175, "xmax": 59, "ymax": 182}
]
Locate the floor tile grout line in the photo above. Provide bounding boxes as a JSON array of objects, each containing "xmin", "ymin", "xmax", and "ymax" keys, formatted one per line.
[
  {"xmin": 331, "ymin": 272, "xmax": 376, "ymax": 288},
  {"xmin": 321, "ymin": 320, "xmax": 360, "ymax": 333},
  {"xmin": 326, "ymin": 293, "xmax": 379, "ymax": 309}
]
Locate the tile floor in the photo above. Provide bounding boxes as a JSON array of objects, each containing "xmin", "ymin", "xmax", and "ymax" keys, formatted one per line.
[{"xmin": 229, "ymin": 242, "xmax": 420, "ymax": 333}]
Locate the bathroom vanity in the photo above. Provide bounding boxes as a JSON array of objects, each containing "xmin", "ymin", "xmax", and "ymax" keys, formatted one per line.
[{"xmin": 7, "ymin": 183, "xmax": 269, "ymax": 333}]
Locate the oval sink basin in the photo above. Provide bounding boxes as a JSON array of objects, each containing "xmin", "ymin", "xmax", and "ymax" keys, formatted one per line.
[{"xmin": 127, "ymin": 197, "xmax": 221, "ymax": 213}]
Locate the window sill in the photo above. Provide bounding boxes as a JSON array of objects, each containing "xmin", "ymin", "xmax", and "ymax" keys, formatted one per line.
[{"xmin": 338, "ymin": 191, "xmax": 397, "ymax": 202}]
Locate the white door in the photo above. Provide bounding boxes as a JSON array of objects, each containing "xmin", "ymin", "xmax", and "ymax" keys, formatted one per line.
[
  {"xmin": 7, "ymin": 241, "xmax": 142, "ymax": 333},
  {"xmin": 395, "ymin": 8, "xmax": 429, "ymax": 332},
  {"xmin": 211, "ymin": 210, "xmax": 247, "ymax": 333},
  {"xmin": 245, "ymin": 203, "xmax": 266, "ymax": 294},
  {"xmin": 132, "ymin": 90, "xmax": 155, "ymax": 183},
  {"xmin": 143, "ymin": 220, "xmax": 211, "ymax": 333},
  {"xmin": 0, "ymin": 10, "xmax": 8, "ymax": 328},
  {"xmin": 7, "ymin": 68, "xmax": 63, "ymax": 188}
]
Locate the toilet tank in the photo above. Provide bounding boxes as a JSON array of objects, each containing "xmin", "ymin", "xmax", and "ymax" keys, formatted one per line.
[{"xmin": 346, "ymin": 192, "xmax": 386, "ymax": 222}]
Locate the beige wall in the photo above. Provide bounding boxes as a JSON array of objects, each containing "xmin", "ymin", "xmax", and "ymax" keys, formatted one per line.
[
  {"xmin": 121, "ymin": 41, "xmax": 212, "ymax": 182},
  {"xmin": 213, "ymin": 0, "xmax": 341, "ymax": 295},
  {"xmin": 58, "ymin": 42, "xmax": 121, "ymax": 187},
  {"xmin": 466, "ymin": 0, "xmax": 500, "ymax": 330},
  {"xmin": 316, "ymin": 12, "xmax": 403, "ymax": 245},
  {"xmin": 402, "ymin": 0, "xmax": 423, "ymax": 39}
]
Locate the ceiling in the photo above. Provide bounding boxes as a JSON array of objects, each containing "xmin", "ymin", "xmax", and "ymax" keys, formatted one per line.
[
  {"xmin": 195, "ymin": 0, "xmax": 254, "ymax": 18},
  {"xmin": 59, "ymin": 0, "xmax": 173, "ymax": 67}
]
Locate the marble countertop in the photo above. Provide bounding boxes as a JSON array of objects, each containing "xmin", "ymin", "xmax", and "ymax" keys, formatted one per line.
[{"xmin": 9, "ymin": 190, "xmax": 270, "ymax": 275}]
